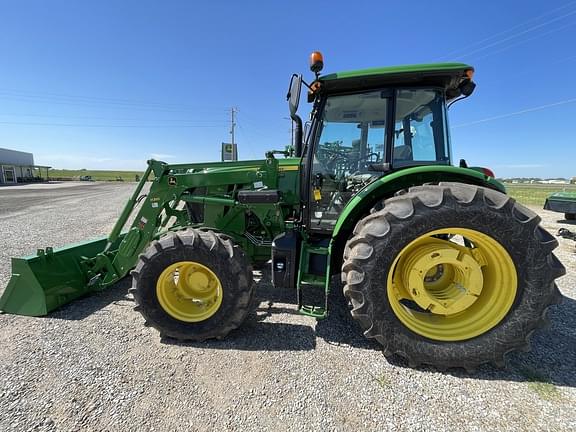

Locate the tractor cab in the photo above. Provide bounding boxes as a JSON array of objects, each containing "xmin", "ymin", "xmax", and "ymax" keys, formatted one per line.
[{"xmin": 288, "ymin": 53, "xmax": 476, "ymax": 231}]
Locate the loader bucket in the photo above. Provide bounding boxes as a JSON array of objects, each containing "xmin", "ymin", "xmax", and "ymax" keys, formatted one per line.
[
  {"xmin": 0, "ymin": 236, "xmax": 114, "ymax": 316},
  {"xmin": 1, "ymin": 162, "xmax": 152, "ymax": 317}
]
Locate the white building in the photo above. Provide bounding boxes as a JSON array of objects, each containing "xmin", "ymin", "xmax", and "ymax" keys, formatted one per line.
[{"xmin": 0, "ymin": 148, "xmax": 50, "ymax": 184}]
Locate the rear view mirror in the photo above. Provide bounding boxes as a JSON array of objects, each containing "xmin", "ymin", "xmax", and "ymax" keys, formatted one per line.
[
  {"xmin": 287, "ymin": 74, "xmax": 302, "ymax": 119},
  {"xmin": 459, "ymin": 79, "xmax": 476, "ymax": 97}
]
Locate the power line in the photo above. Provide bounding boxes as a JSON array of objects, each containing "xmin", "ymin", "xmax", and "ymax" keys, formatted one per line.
[
  {"xmin": 237, "ymin": 110, "xmax": 286, "ymax": 137},
  {"xmin": 460, "ymin": 9, "xmax": 576, "ymax": 60},
  {"xmin": 0, "ymin": 87, "xmax": 229, "ymax": 112},
  {"xmin": 0, "ymin": 92, "xmax": 229, "ymax": 116},
  {"xmin": 0, "ymin": 120, "xmax": 226, "ymax": 128},
  {"xmin": 439, "ymin": 1, "xmax": 576, "ymax": 60},
  {"xmin": 236, "ymin": 124, "xmax": 259, "ymax": 159},
  {"xmin": 453, "ymin": 97, "xmax": 576, "ymax": 128},
  {"xmin": 549, "ymin": 54, "xmax": 576, "ymax": 65},
  {"xmin": 0, "ymin": 95, "xmax": 230, "ymax": 114},
  {"xmin": 471, "ymin": 20, "xmax": 576, "ymax": 62},
  {"xmin": 0, "ymin": 111, "xmax": 227, "ymax": 123}
]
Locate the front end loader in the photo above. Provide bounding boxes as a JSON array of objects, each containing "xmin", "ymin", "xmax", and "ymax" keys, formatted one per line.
[{"xmin": 0, "ymin": 52, "xmax": 565, "ymax": 370}]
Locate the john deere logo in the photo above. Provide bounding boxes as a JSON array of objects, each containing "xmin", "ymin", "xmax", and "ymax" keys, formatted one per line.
[{"xmin": 168, "ymin": 176, "xmax": 177, "ymax": 186}]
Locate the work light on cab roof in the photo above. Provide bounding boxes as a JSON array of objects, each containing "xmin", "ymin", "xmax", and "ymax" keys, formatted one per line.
[{"xmin": 309, "ymin": 51, "xmax": 324, "ymax": 77}]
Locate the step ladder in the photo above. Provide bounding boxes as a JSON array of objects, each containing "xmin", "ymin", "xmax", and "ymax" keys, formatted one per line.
[{"xmin": 296, "ymin": 244, "xmax": 330, "ymax": 319}]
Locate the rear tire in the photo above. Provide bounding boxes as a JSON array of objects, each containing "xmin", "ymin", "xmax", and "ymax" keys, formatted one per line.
[
  {"xmin": 342, "ymin": 183, "xmax": 565, "ymax": 370},
  {"xmin": 565, "ymin": 213, "xmax": 576, "ymax": 220},
  {"xmin": 131, "ymin": 229, "xmax": 253, "ymax": 341}
]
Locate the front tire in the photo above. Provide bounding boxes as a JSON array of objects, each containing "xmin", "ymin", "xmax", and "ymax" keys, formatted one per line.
[
  {"xmin": 131, "ymin": 229, "xmax": 253, "ymax": 341},
  {"xmin": 342, "ymin": 183, "xmax": 565, "ymax": 370}
]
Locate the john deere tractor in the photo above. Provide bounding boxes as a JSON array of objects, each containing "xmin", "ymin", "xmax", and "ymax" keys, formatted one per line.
[{"xmin": 0, "ymin": 52, "xmax": 565, "ymax": 370}]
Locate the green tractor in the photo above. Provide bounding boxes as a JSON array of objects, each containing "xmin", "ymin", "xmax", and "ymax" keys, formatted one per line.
[{"xmin": 0, "ymin": 52, "xmax": 565, "ymax": 370}]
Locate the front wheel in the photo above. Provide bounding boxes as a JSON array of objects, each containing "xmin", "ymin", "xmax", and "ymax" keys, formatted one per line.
[
  {"xmin": 342, "ymin": 183, "xmax": 565, "ymax": 370},
  {"xmin": 131, "ymin": 229, "xmax": 254, "ymax": 341}
]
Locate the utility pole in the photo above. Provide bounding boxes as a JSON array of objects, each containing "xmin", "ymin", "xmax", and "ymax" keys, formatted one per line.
[
  {"xmin": 230, "ymin": 107, "xmax": 237, "ymax": 146},
  {"xmin": 222, "ymin": 107, "xmax": 238, "ymax": 161},
  {"xmin": 283, "ymin": 117, "xmax": 294, "ymax": 147}
]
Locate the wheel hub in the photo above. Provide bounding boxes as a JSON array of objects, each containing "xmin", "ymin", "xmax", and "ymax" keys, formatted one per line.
[
  {"xmin": 388, "ymin": 227, "xmax": 517, "ymax": 341},
  {"xmin": 156, "ymin": 261, "xmax": 223, "ymax": 322},
  {"xmin": 402, "ymin": 243, "xmax": 484, "ymax": 315}
]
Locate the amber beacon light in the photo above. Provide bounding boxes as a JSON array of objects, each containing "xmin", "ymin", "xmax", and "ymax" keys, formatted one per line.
[{"xmin": 309, "ymin": 51, "xmax": 324, "ymax": 75}]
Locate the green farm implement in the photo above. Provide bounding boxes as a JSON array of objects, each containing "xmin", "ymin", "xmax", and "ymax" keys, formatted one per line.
[
  {"xmin": 545, "ymin": 191, "xmax": 576, "ymax": 220},
  {"xmin": 0, "ymin": 53, "xmax": 565, "ymax": 370}
]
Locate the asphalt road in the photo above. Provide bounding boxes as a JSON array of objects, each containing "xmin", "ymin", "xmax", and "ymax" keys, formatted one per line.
[
  {"xmin": 0, "ymin": 182, "xmax": 116, "ymax": 215},
  {"xmin": 0, "ymin": 182, "xmax": 574, "ymax": 431}
]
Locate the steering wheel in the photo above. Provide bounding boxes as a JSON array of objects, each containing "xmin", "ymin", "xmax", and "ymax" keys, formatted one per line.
[{"xmin": 366, "ymin": 152, "xmax": 380, "ymax": 162}]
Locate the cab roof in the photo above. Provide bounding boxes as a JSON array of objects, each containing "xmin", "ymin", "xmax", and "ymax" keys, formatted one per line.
[{"xmin": 318, "ymin": 62, "xmax": 473, "ymax": 94}]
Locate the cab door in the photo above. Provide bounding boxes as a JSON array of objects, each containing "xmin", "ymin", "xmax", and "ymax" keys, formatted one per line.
[{"xmin": 307, "ymin": 90, "xmax": 391, "ymax": 231}]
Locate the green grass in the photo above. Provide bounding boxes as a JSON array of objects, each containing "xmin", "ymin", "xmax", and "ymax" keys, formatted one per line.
[
  {"xmin": 504, "ymin": 183, "xmax": 576, "ymax": 206},
  {"xmin": 48, "ymin": 169, "xmax": 144, "ymax": 182},
  {"xmin": 516, "ymin": 366, "xmax": 562, "ymax": 401},
  {"xmin": 370, "ymin": 372, "xmax": 390, "ymax": 389},
  {"xmin": 528, "ymin": 381, "xmax": 561, "ymax": 401}
]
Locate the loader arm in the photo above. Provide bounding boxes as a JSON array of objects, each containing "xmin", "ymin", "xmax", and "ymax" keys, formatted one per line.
[
  {"xmin": 0, "ymin": 156, "xmax": 298, "ymax": 316},
  {"xmin": 0, "ymin": 161, "xmax": 164, "ymax": 315}
]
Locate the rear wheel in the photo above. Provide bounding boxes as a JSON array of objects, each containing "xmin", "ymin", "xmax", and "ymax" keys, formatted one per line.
[
  {"xmin": 342, "ymin": 183, "xmax": 565, "ymax": 370},
  {"xmin": 565, "ymin": 213, "xmax": 575, "ymax": 220},
  {"xmin": 131, "ymin": 229, "xmax": 253, "ymax": 341}
]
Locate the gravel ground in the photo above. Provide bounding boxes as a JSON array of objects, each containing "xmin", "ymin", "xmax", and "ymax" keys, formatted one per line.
[{"xmin": 0, "ymin": 182, "xmax": 574, "ymax": 432}]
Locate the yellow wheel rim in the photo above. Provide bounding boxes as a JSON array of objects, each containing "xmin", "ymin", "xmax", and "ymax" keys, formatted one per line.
[
  {"xmin": 387, "ymin": 228, "xmax": 517, "ymax": 341},
  {"xmin": 156, "ymin": 261, "xmax": 223, "ymax": 322}
]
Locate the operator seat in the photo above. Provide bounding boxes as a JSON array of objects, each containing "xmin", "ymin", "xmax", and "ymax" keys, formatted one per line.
[{"xmin": 393, "ymin": 145, "xmax": 413, "ymax": 161}]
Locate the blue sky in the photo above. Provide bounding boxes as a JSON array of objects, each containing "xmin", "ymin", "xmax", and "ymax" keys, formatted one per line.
[{"xmin": 0, "ymin": 0, "xmax": 574, "ymax": 178}]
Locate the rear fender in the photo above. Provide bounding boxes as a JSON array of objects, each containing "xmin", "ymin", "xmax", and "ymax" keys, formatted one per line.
[{"xmin": 329, "ymin": 166, "xmax": 505, "ymax": 270}]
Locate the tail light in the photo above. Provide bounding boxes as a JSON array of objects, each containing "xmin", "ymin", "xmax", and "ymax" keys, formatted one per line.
[{"xmin": 481, "ymin": 167, "xmax": 495, "ymax": 178}]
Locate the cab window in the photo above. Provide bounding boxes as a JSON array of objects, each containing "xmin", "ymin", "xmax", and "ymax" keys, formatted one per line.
[
  {"xmin": 310, "ymin": 90, "xmax": 389, "ymax": 230},
  {"xmin": 393, "ymin": 89, "xmax": 450, "ymax": 166}
]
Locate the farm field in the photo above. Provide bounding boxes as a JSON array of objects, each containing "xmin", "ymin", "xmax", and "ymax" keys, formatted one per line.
[
  {"xmin": 48, "ymin": 169, "xmax": 143, "ymax": 182},
  {"xmin": 505, "ymin": 183, "xmax": 576, "ymax": 206}
]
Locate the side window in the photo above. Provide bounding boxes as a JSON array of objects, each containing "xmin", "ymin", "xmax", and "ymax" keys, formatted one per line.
[
  {"xmin": 367, "ymin": 125, "xmax": 386, "ymax": 163},
  {"xmin": 393, "ymin": 89, "xmax": 448, "ymax": 166},
  {"xmin": 410, "ymin": 111, "xmax": 436, "ymax": 160}
]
